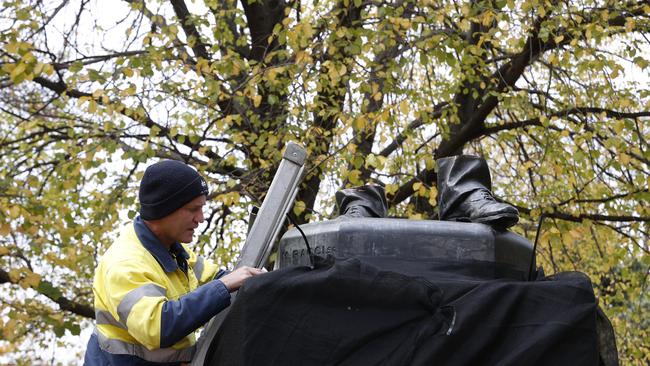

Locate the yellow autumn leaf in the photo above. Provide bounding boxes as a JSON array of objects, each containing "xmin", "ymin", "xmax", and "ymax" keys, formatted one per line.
[
  {"xmin": 7, "ymin": 206, "xmax": 20, "ymax": 219},
  {"xmin": 20, "ymin": 272, "xmax": 41, "ymax": 289},
  {"xmin": 8, "ymin": 269, "xmax": 21, "ymax": 282},
  {"xmin": 619, "ymin": 153, "xmax": 631, "ymax": 165},
  {"xmin": 0, "ymin": 224, "xmax": 10, "ymax": 236},
  {"xmin": 88, "ymin": 100, "xmax": 97, "ymax": 113},
  {"xmin": 4, "ymin": 42, "xmax": 19, "ymax": 53},
  {"xmin": 384, "ymin": 184, "xmax": 398, "ymax": 196},
  {"xmin": 428, "ymin": 186, "xmax": 438, "ymax": 206},
  {"xmin": 2, "ymin": 319, "xmax": 16, "ymax": 341},
  {"xmin": 348, "ymin": 170, "xmax": 362, "ymax": 185},
  {"xmin": 353, "ymin": 116, "xmax": 366, "ymax": 130},
  {"xmin": 293, "ymin": 200, "xmax": 306, "ymax": 215},
  {"xmin": 252, "ymin": 94, "xmax": 262, "ymax": 108},
  {"xmin": 418, "ymin": 184, "xmax": 427, "ymax": 196},
  {"xmin": 399, "ymin": 100, "xmax": 410, "ymax": 115}
]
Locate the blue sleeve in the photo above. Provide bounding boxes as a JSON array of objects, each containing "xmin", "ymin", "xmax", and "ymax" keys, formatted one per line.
[{"xmin": 160, "ymin": 279, "xmax": 231, "ymax": 348}]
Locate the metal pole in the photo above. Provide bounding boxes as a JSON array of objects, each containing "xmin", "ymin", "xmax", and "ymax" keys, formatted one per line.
[
  {"xmin": 236, "ymin": 142, "xmax": 307, "ymax": 268},
  {"xmin": 191, "ymin": 142, "xmax": 307, "ymax": 365}
]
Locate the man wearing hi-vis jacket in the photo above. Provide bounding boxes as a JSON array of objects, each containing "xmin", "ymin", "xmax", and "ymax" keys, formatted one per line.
[{"xmin": 84, "ymin": 160, "xmax": 265, "ymax": 366}]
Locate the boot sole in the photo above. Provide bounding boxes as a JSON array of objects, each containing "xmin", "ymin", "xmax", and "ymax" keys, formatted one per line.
[
  {"xmin": 448, "ymin": 213, "xmax": 519, "ymax": 229},
  {"xmin": 473, "ymin": 213, "xmax": 519, "ymax": 229}
]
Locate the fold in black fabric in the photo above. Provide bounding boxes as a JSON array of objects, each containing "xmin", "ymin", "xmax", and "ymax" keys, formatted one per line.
[{"xmin": 205, "ymin": 257, "xmax": 598, "ymax": 366}]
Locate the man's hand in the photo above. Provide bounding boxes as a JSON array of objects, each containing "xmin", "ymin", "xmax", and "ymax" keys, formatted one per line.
[{"xmin": 219, "ymin": 266, "xmax": 266, "ymax": 292}]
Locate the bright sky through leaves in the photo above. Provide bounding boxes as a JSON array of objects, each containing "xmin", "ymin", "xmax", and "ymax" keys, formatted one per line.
[{"xmin": 1, "ymin": 0, "xmax": 649, "ymax": 364}]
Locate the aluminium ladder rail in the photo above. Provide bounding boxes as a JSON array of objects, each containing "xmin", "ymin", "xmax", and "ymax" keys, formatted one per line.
[{"xmin": 191, "ymin": 142, "xmax": 307, "ymax": 365}]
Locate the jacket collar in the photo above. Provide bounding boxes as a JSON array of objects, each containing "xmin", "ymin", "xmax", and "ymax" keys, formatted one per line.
[{"xmin": 133, "ymin": 216, "xmax": 189, "ymax": 273}]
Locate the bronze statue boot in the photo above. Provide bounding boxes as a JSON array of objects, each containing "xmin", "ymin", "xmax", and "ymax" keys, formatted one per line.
[
  {"xmin": 335, "ymin": 184, "xmax": 388, "ymax": 218},
  {"xmin": 437, "ymin": 155, "xmax": 519, "ymax": 229}
]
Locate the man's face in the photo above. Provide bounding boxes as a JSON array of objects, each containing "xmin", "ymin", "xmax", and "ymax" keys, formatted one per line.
[{"xmin": 158, "ymin": 195, "xmax": 206, "ymax": 244}]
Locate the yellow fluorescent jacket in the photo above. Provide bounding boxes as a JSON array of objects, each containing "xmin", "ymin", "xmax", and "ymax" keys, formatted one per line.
[{"xmin": 91, "ymin": 220, "xmax": 229, "ymax": 363}]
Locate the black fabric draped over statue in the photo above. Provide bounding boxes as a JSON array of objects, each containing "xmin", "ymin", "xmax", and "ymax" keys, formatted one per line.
[{"xmin": 205, "ymin": 257, "xmax": 598, "ymax": 366}]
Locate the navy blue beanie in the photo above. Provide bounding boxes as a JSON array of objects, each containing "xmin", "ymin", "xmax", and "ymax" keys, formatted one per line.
[{"xmin": 139, "ymin": 160, "xmax": 209, "ymax": 220}]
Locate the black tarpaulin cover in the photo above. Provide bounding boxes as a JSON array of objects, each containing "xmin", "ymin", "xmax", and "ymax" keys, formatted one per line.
[{"xmin": 205, "ymin": 257, "xmax": 598, "ymax": 366}]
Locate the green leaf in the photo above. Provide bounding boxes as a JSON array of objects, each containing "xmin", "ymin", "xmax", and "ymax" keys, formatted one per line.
[{"xmin": 37, "ymin": 281, "xmax": 63, "ymax": 301}]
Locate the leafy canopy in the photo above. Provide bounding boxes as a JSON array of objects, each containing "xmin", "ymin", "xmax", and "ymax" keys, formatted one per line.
[{"xmin": 0, "ymin": 0, "xmax": 648, "ymax": 363}]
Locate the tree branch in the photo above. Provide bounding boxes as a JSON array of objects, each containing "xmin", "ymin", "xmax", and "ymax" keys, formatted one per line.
[
  {"xmin": 240, "ymin": 0, "xmax": 286, "ymax": 62},
  {"xmin": 30, "ymin": 75, "xmax": 247, "ymax": 177},
  {"xmin": 482, "ymin": 107, "xmax": 650, "ymax": 136},
  {"xmin": 169, "ymin": 0, "xmax": 210, "ymax": 60},
  {"xmin": 122, "ymin": 0, "xmax": 198, "ymax": 65},
  {"xmin": 379, "ymin": 102, "xmax": 448, "ymax": 158},
  {"xmin": 512, "ymin": 204, "xmax": 650, "ymax": 223},
  {"xmin": 390, "ymin": 2, "xmax": 650, "ymax": 206},
  {"xmin": 50, "ymin": 50, "xmax": 149, "ymax": 71},
  {"xmin": 0, "ymin": 267, "xmax": 95, "ymax": 319}
]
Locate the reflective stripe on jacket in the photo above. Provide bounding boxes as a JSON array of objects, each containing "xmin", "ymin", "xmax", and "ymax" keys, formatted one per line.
[{"xmin": 87, "ymin": 217, "xmax": 230, "ymax": 365}]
